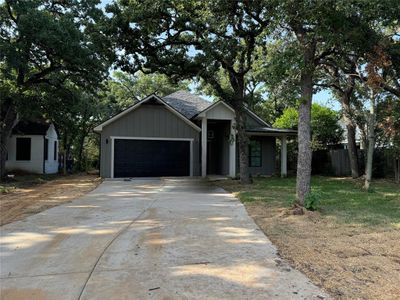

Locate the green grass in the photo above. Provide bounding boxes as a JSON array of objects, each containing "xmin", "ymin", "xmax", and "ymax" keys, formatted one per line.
[{"xmin": 221, "ymin": 176, "xmax": 400, "ymax": 227}]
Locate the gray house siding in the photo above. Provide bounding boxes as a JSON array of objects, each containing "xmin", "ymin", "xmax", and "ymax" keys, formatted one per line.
[
  {"xmin": 100, "ymin": 104, "xmax": 200, "ymax": 177},
  {"xmin": 245, "ymin": 112, "xmax": 266, "ymax": 129},
  {"xmin": 236, "ymin": 136, "xmax": 276, "ymax": 176}
]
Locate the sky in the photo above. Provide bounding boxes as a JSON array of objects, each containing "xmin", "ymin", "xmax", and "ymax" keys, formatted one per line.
[{"xmin": 99, "ymin": 0, "xmax": 340, "ymax": 111}]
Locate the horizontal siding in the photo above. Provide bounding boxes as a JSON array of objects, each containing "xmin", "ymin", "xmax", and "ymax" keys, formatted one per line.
[{"xmin": 100, "ymin": 104, "xmax": 200, "ymax": 177}]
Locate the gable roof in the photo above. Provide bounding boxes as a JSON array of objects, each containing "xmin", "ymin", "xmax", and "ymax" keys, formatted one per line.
[
  {"xmin": 162, "ymin": 90, "xmax": 212, "ymax": 119},
  {"xmin": 12, "ymin": 120, "xmax": 51, "ymax": 135},
  {"xmin": 93, "ymin": 90, "xmax": 271, "ymax": 132},
  {"xmin": 194, "ymin": 100, "xmax": 235, "ymax": 118},
  {"xmin": 93, "ymin": 94, "xmax": 201, "ymax": 132}
]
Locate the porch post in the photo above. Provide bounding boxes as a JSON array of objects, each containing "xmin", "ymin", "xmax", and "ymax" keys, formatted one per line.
[
  {"xmin": 281, "ymin": 135, "xmax": 287, "ymax": 178},
  {"xmin": 229, "ymin": 119, "xmax": 236, "ymax": 177},
  {"xmin": 201, "ymin": 117, "xmax": 207, "ymax": 177}
]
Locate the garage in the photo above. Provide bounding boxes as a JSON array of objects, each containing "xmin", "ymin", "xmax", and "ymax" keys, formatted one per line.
[{"xmin": 113, "ymin": 139, "xmax": 191, "ymax": 177}]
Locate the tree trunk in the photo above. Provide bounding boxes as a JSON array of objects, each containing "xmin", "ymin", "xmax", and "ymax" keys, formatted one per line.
[
  {"xmin": 341, "ymin": 95, "xmax": 359, "ymax": 178},
  {"xmin": 62, "ymin": 134, "xmax": 68, "ymax": 175},
  {"xmin": 227, "ymin": 74, "xmax": 251, "ymax": 184},
  {"xmin": 0, "ymin": 99, "xmax": 18, "ymax": 181},
  {"xmin": 296, "ymin": 47, "xmax": 315, "ymax": 206},
  {"xmin": 235, "ymin": 107, "xmax": 251, "ymax": 184},
  {"xmin": 364, "ymin": 93, "xmax": 376, "ymax": 190},
  {"xmin": 394, "ymin": 157, "xmax": 399, "ymax": 184},
  {"xmin": 77, "ymin": 132, "xmax": 86, "ymax": 172}
]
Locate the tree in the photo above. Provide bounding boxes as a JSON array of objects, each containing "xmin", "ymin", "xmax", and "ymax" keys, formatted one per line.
[
  {"xmin": 105, "ymin": 71, "xmax": 191, "ymax": 111},
  {"xmin": 108, "ymin": 0, "xmax": 277, "ymax": 184},
  {"xmin": 274, "ymin": 104, "xmax": 343, "ymax": 149},
  {"xmin": 0, "ymin": 0, "xmax": 111, "ymax": 179},
  {"xmin": 376, "ymin": 97, "xmax": 400, "ymax": 183},
  {"xmin": 319, "ymin": 58, "xmax": 361, "ymax": 178}
]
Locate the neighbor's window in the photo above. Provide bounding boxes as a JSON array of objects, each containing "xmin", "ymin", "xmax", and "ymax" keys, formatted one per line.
[
  {"xmin": 54, "ymin": 141, "xmax": 57, "ymax": 160},
  {"xmin": 16, "ymin": 138, "xmax": 31, "ymax": 161},
  {"xmin": 44, "ymin": 138, "xmax": 49, "ymax": 160},
  {"xmin": 249, "ymin": 140, "xmax": 261, "ymax": 167}
]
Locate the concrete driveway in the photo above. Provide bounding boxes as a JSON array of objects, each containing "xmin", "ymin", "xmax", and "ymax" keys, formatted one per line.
[{"xmin": 1, "ymin": 179, "xmax": 327, "ymax": 300}]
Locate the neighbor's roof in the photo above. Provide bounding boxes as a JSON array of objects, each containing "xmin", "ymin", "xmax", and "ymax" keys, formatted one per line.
[
  {"xmin": 12, "ymin": 120, "xmax": 51, "ymax": 135},
  {"xmin": 163, "ymin": 90, "xmax": 212, "ymax": 119}
]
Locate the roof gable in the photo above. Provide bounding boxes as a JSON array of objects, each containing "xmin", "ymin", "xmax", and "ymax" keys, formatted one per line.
[{"xmin": 94, "ymin": 94, "xmax": 201, "ymax": 132}]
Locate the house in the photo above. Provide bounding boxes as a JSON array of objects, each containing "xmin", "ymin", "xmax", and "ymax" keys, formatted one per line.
[
  {"xmin": 338, "ymin": 118, "xmax": 364, "ymax": 150},
  {"xmin": 94, "ymin": 91, "xmax": 296, "ymax": 178},
  {"xmin": 6, "ymin": 120, "xmax": 59, "ymax": 174}
]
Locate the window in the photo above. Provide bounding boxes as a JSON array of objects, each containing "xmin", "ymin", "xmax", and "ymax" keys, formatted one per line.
[
  {"xmin": 249, "ymin": 140, "xmax": 262, "ymax": 167},
  {"xmin": 16, "ymin": 138, "xmax": 31, "ymax": 160},
  {"xmin": 54, "ymin": 141, "xmax": 57, "ymax": 160},
  {"xmin": 44, "ymin": 138, "xmax": 48, "ymax": 160}
]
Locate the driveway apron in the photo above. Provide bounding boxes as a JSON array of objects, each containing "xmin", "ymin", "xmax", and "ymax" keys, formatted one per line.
[{"xmin": 0, "ymin": 178, "xmax": 328, "ymax": 299}]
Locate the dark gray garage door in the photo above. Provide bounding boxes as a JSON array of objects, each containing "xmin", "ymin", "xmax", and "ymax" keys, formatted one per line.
[{"xmin": 113, "ymin": 139, "xmax": 190, "ymax": 177}]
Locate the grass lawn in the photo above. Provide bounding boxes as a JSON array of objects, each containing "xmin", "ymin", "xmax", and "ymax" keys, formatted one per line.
[{"xmin": 218, "ymin": 176, "xmax": 400, "ymax": 300}]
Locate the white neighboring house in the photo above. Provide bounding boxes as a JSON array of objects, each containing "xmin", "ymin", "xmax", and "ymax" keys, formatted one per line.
[
  {"xmin": 6, "ymin": 121, "xmax": 59, "ymax": 174},
  {"xmin": 338, "ymin": 118, "xmax": 364, "ymax": 150}
]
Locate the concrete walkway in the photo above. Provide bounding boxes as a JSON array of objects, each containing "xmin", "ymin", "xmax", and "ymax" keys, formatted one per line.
[{"xmin": 0, "ymin": 179, "xmax": 327, "ymax": 300}]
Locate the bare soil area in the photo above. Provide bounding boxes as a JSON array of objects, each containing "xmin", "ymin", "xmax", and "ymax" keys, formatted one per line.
[
  {"xmin": 0, "ymin": 174, "xmax": 102, "ymax": 225},
  {"xmin": 219, "ymin": 177, "xmax": 400, "ymax": 300}
]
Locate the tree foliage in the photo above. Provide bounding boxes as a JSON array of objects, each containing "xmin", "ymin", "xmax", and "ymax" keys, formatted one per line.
[
  {"xmin": 274, "ymin": 104, "xmax": 343, "ymax": 150},
  {"xmin": 0, "ymin": 0, "xmax": 112, "ymax": 178},
  {"xmin": 108, "ymin": 0, "xmax": 277, "ymax": 183}
]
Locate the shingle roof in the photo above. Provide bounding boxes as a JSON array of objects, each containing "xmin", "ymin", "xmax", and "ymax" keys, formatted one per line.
[
  {"xmin": 246, "ymin": 127, "xmax": 297, "ymax": 135},
  {"xmin": 163, "ymin": 90, "xmax": 212, "ymax": 119},
  {"xmin": 12, "ymin": 120, "xmax": 50, "ymax": 135}
]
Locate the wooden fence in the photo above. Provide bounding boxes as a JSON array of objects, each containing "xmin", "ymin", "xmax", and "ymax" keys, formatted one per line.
[{"xmin": 312, "ymin": 149, "xmax": 397, "ymax": 178}]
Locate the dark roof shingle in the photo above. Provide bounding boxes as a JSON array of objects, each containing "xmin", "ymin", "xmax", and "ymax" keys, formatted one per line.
[
  {"xmin": 163, "ymin": 90, "xmax": 212, "ymax": 119},
  {"xmin": 12, "ymin": 120, "xmax": 50, "ymax": 135}
]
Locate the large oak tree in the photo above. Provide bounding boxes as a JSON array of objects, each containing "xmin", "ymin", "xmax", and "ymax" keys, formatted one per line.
[
  {"xmin": 0, "ymin": 0, "xmax": 111, "ymax": 179},
  {"xmin": 107, "ymin": 0, "xmax": 275, "ymax": 184}
]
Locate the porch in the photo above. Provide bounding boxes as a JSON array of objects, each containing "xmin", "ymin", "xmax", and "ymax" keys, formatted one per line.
[{"xmin": 197, "ymin": 102, "xmax": 295, "ymax": 178}]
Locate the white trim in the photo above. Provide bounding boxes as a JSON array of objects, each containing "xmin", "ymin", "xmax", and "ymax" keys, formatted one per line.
[
  {"xmin": 281, "ymin": 135, "xmax": 287, "ymax": 178},
  {"xmin": 201, "ymin": 118, "xmax": 207, "ymax": 177},
  {"xmin": 196, "ymin": 101, "xmax": 270, "ymax": 127},
  {"xmin": 110, "ymin": 136, "xmax": 194, "ymax": 178},
  {"xmin": 111, "ymin": 137, "xmax": 115, "ymax": 178},
  {"xmin": 196, "ymin": 101, "xmax": 235, "ymax": 118},
  {"xmin": 94, "ymin": 94, "xmax": 201, "ymax": 132}
]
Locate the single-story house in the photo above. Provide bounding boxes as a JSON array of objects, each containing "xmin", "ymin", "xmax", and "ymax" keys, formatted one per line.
[
  {"xmin": 94, "ymin": 90, "xmax": 296, "ymax": 178},
  {"xmin": 6, "ymin": 120, "xmax": 59, "ymax": 174}
]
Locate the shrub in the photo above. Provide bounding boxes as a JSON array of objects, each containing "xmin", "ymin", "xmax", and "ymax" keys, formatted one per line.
[{"xmin": 304, "ymin": 191, "xmax": 322, "ymax": 211}]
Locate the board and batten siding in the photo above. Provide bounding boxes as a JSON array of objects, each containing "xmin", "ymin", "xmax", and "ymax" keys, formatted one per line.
[
  {"xmin": 100, "ymin": 104, "xmax": 200, "ymax": 178},
  {"xmin": 236, "ymin": 136, "xmax": 276, "ymax": 176}
]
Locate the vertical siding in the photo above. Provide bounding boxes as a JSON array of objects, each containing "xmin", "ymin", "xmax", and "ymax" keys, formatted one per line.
[
  {"xmin": 236, "ymin": 136, "xmax": 276, "ymax": 176},
  {"xmin": 245, "ymin": 112, "xmax": 266, "ymax": 129},
  {"xmin": 100, "ymin": 104, "xmax": 200, "ymax": 177}
]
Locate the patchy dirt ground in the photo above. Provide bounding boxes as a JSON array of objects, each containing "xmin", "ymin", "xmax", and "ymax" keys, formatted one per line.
[
  {"xmin": 246, "ymin": 203, "xmax": 400, "ymax": 300},
  {"xmin": 0, "ymin": 174, "xmax": 102, "ymax": 225},
  {"xmin": 219, "ymin": 177, "xmax": 400, "ymax": 300}
]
